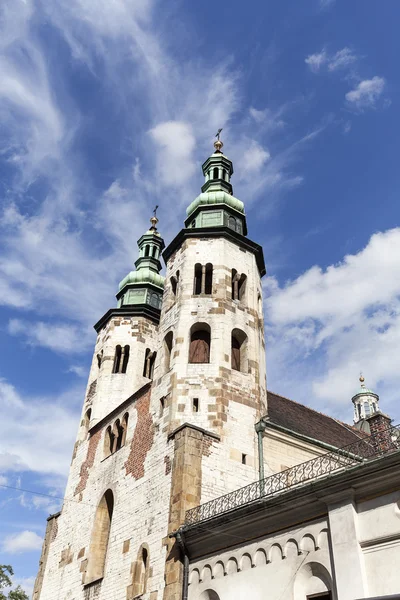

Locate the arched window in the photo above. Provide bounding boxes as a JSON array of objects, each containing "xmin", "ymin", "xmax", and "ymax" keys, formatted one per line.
[
  {"xmin": 121, "ymin": 413, "xmax": 129, "ymax": 447},
  {"xmin": 257, "ymin": 292, "xmax": 262, "ymax": 313},
  {"xmin": 205, "ymin": 263, "xmax": 213, "ymax": 294},
  {"xmin": 84, "ymin": 408, "xmax": 92, "ymax": 431},
  {"xmin": 189, "ymin": 323, "xmax": 211, "ymax": 364},
  {"xmin": 130, "ymin": 544, "xmax": 150, "ymax": 597},
  {"xmin": 213, "ymin": 167, "xmax": 218, "ymax": 179},
  {"xmin": 97, "ymin": 350, "xmax": 103, "ymax": 369},
  {"xmin": 171, "ymin": 270, "xmax": 180, "ymax": 297},
  {"xmin": 112, "ymin": 345, "xmax": 121, "ymax": 373},
  {"xmin": 231, "ymin": 329, "xmax": 248, "ymax": 372},
  {"xmin": 231, "ymin": 270, "xmax": 247, "ymax": 301},
  {"xmin": 121, "ymin": 345, "xmax": 130, "ymax": 373},
  {"xmin": 164, "ymin": 331, "xmax": 173, "ymax": 371},
  {"xmin": 143, "ymin": 349, "xmax": 156, "ymax": 379},
  {"xmin": 114, "ymin": 419, "xmax": 122, "ymax": 452},
  {"xmin": 194, "ymin": 263, "xmax": 213, "ymax": 295},
  {"xmin": 152, "ymin": 245, "xmax": 157, "ymax": 258},
  {"xmin": 228, "ymin": 216, "xmax": 236, "ymax": 230},
  {"xmin": 145, "ymin": 245, "xmax": 150, "ymax": 257},
  {"xmin": 104, "ymin": 425, "xmax": 114, "ymax": 458},
  {"xmin": 85, "ymin": 489, "xmax": 114, "ymax": 584},
  {"xmin": 193, "ymin": 263, "xmax": 202, "ymax": 295}
]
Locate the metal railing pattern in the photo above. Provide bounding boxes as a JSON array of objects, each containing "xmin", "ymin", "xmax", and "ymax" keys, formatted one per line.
[{"xmin": 185, "ymin": 423, "xmax": 400, "ymax": 525}]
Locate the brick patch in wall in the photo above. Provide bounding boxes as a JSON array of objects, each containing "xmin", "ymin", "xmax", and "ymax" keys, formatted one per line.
[
  {"xmin": 164, "ymin": 456, "xmax": 171, "ymax": 474},
  {"xmin": 125, "ymin": 388, "xmax": 154, "ymax": 479},
  {"xmin": 74, "ymin": 429, "xmax": 102, "ymax": 497}
]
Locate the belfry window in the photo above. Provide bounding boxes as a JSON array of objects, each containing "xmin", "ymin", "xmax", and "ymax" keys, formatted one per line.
[
  {"xmin": 143, "ymin": 349, "xmax": 156, "ymax": 379},
  {"xmin": 189, "ymin": 323, "xmax": 211, "ymax": 364},
  {"xmin": 85, "ymin": 489, "xmax": 114, "ymax": 584},
  {"xmin": 213, "ymin": 167, "xmax": 218, "ymax": 179},
  {"xmin": 112, "ymin": 345, "xmax": 129, "ymax": 373},
  {"xmin": 145, "ymin": 245, "xmax": 150, "ymax": 257},
  {"xmin": 231, "ymin": 269, "xmax": 247, "ymax": 302},
  {"xmin": 231, "ymin": 329, "xmax": 248, "ymax": 372},
  {"xmin": 193, "ymin": 263, "xmax": 213, "ymax": 295}
]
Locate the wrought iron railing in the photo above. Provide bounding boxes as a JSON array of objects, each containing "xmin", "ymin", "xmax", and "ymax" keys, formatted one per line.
[{"xmin": 185, "ymin": 423, "xmax": 400, "ymax": 525}]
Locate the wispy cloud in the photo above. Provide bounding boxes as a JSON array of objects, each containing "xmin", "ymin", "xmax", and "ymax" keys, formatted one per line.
[
  {"xmin": 8, "ymin": 319, "xmax": 92, "ymax": 354},
  {"xmin": 345, "ymin": 76, "xmax": 386, "ymax": 110},
  {"xmin": 305, "ymin": 47, "xmax": 357, "ymax": 73},
  {"xmin": 0, "ymin": 378, "xmax": 82, "ymax": 476}
]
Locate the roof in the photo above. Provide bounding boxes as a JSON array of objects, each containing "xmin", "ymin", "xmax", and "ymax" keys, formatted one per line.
[{"xmin": 266, "ymin": 390, "xmax": 364, "ymax": 448}]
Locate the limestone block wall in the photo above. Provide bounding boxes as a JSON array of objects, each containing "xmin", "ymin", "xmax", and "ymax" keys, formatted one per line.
[
  {"xmin": 37, "ymin": 386, "xmax": 174, "ymax": 600},
  {"xmin": 188, "ymin": 519, "xmax": 333, "ymax": 600},
  {"xmin": 263, "ymin": 429, "xmax": 329, "ymax": 477},
  {"xmin": 85, "ymin": 315, "xmax": 159, "ymax": 424}
]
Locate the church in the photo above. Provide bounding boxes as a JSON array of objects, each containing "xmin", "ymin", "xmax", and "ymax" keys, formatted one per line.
[{"xmin": 33, "ymin": 137, "xmax": 400, "ymax": 600}]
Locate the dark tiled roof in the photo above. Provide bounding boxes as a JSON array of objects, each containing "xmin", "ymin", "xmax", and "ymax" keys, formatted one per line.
[{"xmin": 266, "ymin": 390, "xmax": 364, "ymax": 448}]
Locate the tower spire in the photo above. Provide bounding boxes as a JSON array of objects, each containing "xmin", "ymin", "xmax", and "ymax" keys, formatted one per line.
[
  {"xmin": 117, "ymin": 210, "xmax": 165, "ymax": 312},
  {"xmin": 184, "ymin": 133, "xmax": 248, "ymax": 235}
]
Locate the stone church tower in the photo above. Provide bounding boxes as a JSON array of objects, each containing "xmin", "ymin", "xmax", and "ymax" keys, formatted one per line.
[{"xmin": 33, "ymin": 138, "xmax": 267, "ymax": 600}]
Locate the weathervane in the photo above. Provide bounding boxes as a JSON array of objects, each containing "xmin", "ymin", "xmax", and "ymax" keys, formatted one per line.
[
  {"xmin": 150, "ymin": 205, "xmax": 159, "ymax": 230},
  {"xmin": 214, "ymin": 128, "xmax": 224, "ymax": 152}
]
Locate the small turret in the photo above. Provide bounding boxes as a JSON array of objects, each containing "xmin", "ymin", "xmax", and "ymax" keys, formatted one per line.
[
  {"xmin": 185, "ymin": 131, "xmax": 247, "ymax": 235},
  {"xmin": 117, "ymin": 210, "xmax": 165, "ymax": 311},
  {"xmin": 352, "ymin": 375, "xmax": 380, "ymax": 424}
]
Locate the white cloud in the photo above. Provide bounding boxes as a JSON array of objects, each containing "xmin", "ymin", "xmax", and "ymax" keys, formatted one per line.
[
  {"xmin": 265, "ymin": 229, "xmax": 400, "ymax": 420},
  {"xmin": 0, "ymin": 378, "xmax": 82, "ymax": 476},
  {"xmin": 68, "ymin": 365, "xmax": 87, "ymax": 377},
  {"xmin": 149, "ymin": 121, "xmax": 196, "ymax": 187},
  {"xmin": 3, "ymin": 530, "xmax": 43, "ymax": 554},
  {"xmin": 8, "ymin": 319, "xmax": 92, "ymax": 354},
  {"xmin": 305, "ymin": 49, "xmax": 327, "ymax": 73},
  {"xmin": 241, "ymin": 140, "xmax": 270, "ymax": 173},
  {"xmin": 328, "ymin": 47, "xmax": 357, "ymax": 71},
  {"xmin": 345, "ymin": 76, "xmax": 386, "ymax": 109}
]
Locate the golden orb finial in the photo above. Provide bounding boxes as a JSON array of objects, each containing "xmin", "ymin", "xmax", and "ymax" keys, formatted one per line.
[
  {"xmin": 359, "ymin": 373, "xmax": 365, "ymax": 385},
  {"xmin": 150, "ymin": 205, "xmax": 159, "ymax": 230}
]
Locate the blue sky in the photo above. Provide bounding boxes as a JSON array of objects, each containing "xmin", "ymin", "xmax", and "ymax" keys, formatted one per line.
[{"xmin": 1, "ymin": 0, "xmax": 400, "ymax": 594}]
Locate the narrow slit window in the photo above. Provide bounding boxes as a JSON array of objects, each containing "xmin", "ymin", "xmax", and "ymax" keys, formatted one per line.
[
  {"xmin": 193, "ymin": 398, "xmax": 199, "ymax": 412},
  {"xmin": 164, "ymin": 332, "xmax": 173, "ymax": 371},
  {"xmin": 242, "ymin": 453, "xmax": 247, "ymax": 465}
]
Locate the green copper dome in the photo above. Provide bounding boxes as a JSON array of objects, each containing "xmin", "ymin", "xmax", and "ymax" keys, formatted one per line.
[
  {"xmin": 186, "ymin": 191, "xmax": 245, "ymax": 218},
  {"xmin": 119, "ymin": 268, "xmax": 165, "ymax": 291}
]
